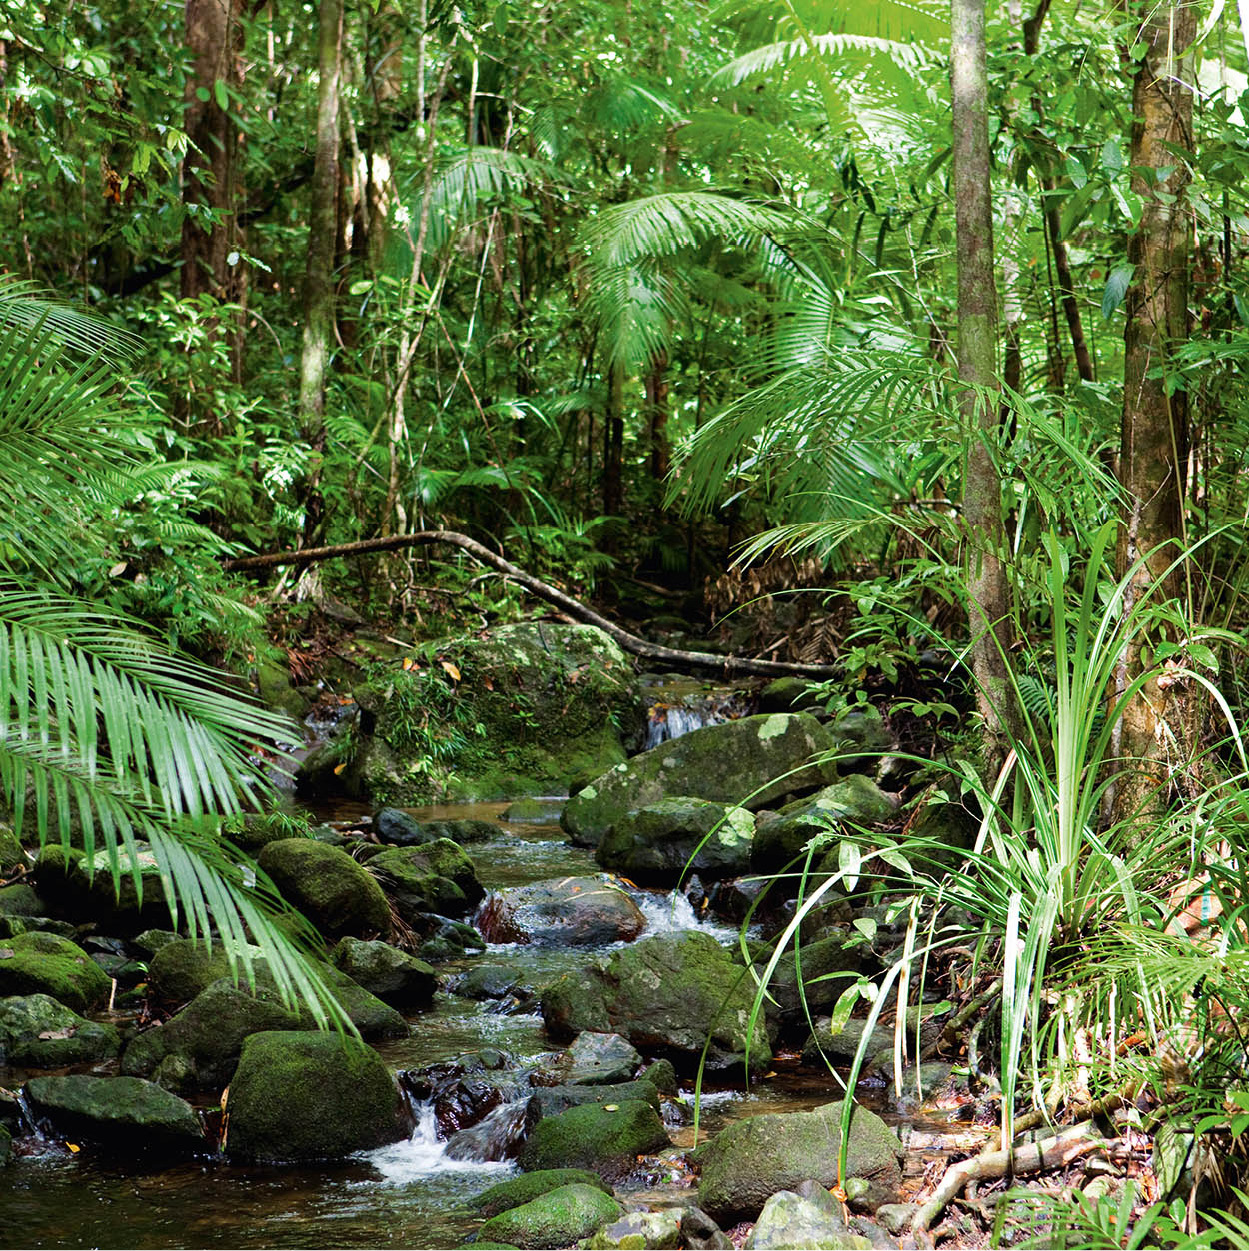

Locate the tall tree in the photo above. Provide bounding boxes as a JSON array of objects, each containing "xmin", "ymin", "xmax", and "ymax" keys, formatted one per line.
[
  {"xmin": 1109, "ymin": 0, "xmax": 1198, "ymax": 825},
  {"xmin": 952, "ymin": 0, "xmax": 1016, "ymax": 771},
  {"xmin": 297, "ymin": 0, "xmax": 344, "ymax": 546}
]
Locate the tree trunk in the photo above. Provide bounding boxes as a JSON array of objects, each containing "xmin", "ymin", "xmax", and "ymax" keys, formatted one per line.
[
  {"xmin": 952, "ymin": 0, "xmax": 1016, "ymax": 774},
  {"xmin": 297, "ymin": 0, "xmax": 344, "ymax": 547},
  {"xmin": 1109, "ymin": 0, "xmax": 1197, "ymax": 827},
  {"xmin": 647, "ymin": 351, "xmax": 670, "ymax": 482},
  {"xmin": 603, "ymin": 359, "xmax": 625, "ymax": 518}
]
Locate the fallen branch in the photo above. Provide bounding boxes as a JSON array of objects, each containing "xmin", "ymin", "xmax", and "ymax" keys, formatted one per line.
[
  {"xmin": 225, "ymin": 530, "xmax": 841, "ymax": 679},
  {"xmin": 911, "ymin": 1123, "xmax": 1107, "ymax": 1237}
]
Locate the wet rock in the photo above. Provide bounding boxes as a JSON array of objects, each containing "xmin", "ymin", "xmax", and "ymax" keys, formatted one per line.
[
  {"xmin": 258, "ymin": 839, "xmax": 391, "ymax": 939},
  {"xmin": 555, "ymin": 1031, "xmax": 641, "ymax": 1086},
  {"xmin": 758, "ymin": 678, "xmax": 824, "ymax": 714},
  {"xmin": 329, "ymin": 938, "xmax": 436, "ymax": 1011},
  {"xmin": 594, "ymin": 799, "xmax": 755, "ymax": 884},
  {"xmin": 584, "ymin": 1208, "xmax": 683, "ymax": 1249},
  {"xmin": 25, "ymin": 1075, "xmax": 203, "ymax": 1153},
  {"xmin": 473, "ymin": 1168, "xmax": 612, "ymax": 1218},
  {"xmin": 224, "ymin": 1030, "xmax": 406, "ymax": 1162},
  {"xmin": 696, "ymin": 1101, "xmax": 903, "ymax": 1223},
  {"xmin": 518, "ymin": 1100, "xmax": 669, "ymax": 1181},
  {"xmin": 121, "ymin": 979, "xmax": 302, "ymax": 1092},
  {"xmin": 478, "ymin": 876, "xmax": 645, "ymax": 946},
  {"xmin": 131, "ymin": 929, "xmax": 179, "ymax": 960},
  {"xmin": 455, "ymin": 962, "xmax": 530, "ymax": 1003},
  {"xmin": 477, "ymin": 1182, "xmax": 623, "ymax": 1249},
  {"xmin": 0, "ymin": 931, "xmax": 112, "ymax": 1013},
  {"xmin": 529, "ymin": 1080, "xmax": 660, "ymax": 1118},
  {"xmin": 761, "ymin": 933, "xmax": 869, "ymax": 1025},
  {"xmin": 541, "ymin": 931, "xmax": 771, "ymax": 1075},
  {"xmin": 743, "ymin": 1186, "xmax": 871, "ymax": 1250},
  {"xmin": 419, "ymin": 917, "xmax": 486, "ymax": 963},
  {"xmin": 374, "ymin": 809, "xmax": 497, "ymax": 846},
  {"xmin": 679, "ymin": 1207, "xmax": 733, "ymax": 1250},
  {"xmin": 801, "ymin": 1018, "xmax": 882, "ymax": 1068},
  {"xmin": 638, "ymin": 1058, "xmax": 678, "ymax": 1095},
  {"xmin": 751, "ymin": 777, "xmax": 897, "ymax": 872},
  {"xmin": 0, "ymin": 994, "xmax": 121, "ymax": 1068},
  {"xmin": 500, "ymin": 798, "xmax": 564, "ymax": 823},
  {"xmin": 445, "ymin": 1097, "xmax": 541, "ymax": 1162},
  {"xmin": 369, "ymin": 840, "xmax": 483, "ymax": 923},
  {"xmin": 562, "ymin": 714, "xmax": 836, "ymax": 847}
]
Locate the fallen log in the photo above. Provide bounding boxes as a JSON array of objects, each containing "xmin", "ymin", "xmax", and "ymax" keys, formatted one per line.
[{"xmin": 224, "ymin": 530, "xmax": 840, "ymax": 680}]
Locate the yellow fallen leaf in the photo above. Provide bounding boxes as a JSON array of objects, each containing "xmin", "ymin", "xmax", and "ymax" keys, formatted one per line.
[
  {"xmin": 67, "ymin": 1143, "xmax": 80, "ymax": 1154},
  {"xmin": 333, "ymin": 762, "xmax": 347, "ymax": 776},
  {"xmin": 402, "ymin": 656, "xmax": 416, "ymax": 671},
  {"xmin": 441, "ymin": 660, "xmax": 461, "ymax": 681},
  {"xmin": 602, "ymin": 1104, "xmax": 618, "ymax": 1111}
]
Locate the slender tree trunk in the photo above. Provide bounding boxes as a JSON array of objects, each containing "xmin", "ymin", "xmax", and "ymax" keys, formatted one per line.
[
  {"xmin": 1041, "ymin": 177, "xmax": 1095, "ymax": 383},
  {"xmin": 952, "ymin": 0, "xmax": 1017, "ymax": 773},
  {"xmin": 603, "ymin": 359, "xmax": 625, "ymax": 520},
  {"xmin": 1108, "ymin": 0, "xmax": 1197, "ymax": 827},
  {"xmin": 647, "ymin": 351, "xmax": 670, "ymax": 482},
  {"xmin": 297, "ymin": 0, "xmax": 344, "ymax": 547}
]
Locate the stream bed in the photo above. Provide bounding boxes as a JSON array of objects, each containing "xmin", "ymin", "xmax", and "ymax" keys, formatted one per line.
[{"xmin": 1, "ymin": 803, "xmax": 979, "ymax": 1249}]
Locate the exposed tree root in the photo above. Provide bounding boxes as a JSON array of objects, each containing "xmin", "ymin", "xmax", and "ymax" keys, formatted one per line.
[
  {"xmin": 225, "ymin": 529, "xmax": 841, "ymax": 679},
  {"xmin": 911, "ymin": 1123, "xmax": 1107, "ymax": 1238}
]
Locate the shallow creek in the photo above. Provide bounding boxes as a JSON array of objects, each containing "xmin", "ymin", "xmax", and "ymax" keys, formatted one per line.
[{"xmin": 2, "ymin": 803, "xmax": 980, "ymax": 1249}]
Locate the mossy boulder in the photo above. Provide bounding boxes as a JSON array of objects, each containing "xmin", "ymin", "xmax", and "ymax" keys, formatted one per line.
[
  {"xmin": 369, "ymin": 841, "xmax": 483, "ymax": 923},
  {"xmin": 223, "ymin": 1030, "xmax": 406, "ymax": 1162},
  {"xmin": 329, "ymin": 938, "xmax": 437, "ymax": 1010},
  {"xmin": 518, "ymin": 1101, "xmax": 669, "ymax": 1181},
  {"xmin": 541, "ymin": 931, "xmax": 771, "ymax": 1075},
  {"xmin": 829, "ymin": 703, "xmax": 892, "ymax": 768},
  {"xmin": 0, "ymin": 931, "xmax": 111, "ymax": 1013},
  {"xmin": 374, "ymin": 809, "xmax": 496, "ymax": 845},
  {"xmin": 473, "ymin": 1168, "xmax": 612, "ymax": 1218},
  {"xmin": 477, "ymin": 877, "xmax": 646, "ymax": 947},
  {"xmin": 257, "ymin": 839, "xmax": 392, "ymax": 939},
  {"xmin": 584, "ymin": 1209, "xmax": 684, "ymax": 1250},
  {"xmin": 762, "ymin": 933, "xmax": 870, "ymax": 1025},
  {"xmin": 0, "ymin": 821, "xmax": 26, "ymax": 872},
  {"xmin": 696, "ymin": 1101, "xmax": 904, "ymax": 1223},
  {"xmin": 121, "ymin": 979, "xmax": 303, "ymax": 1092},
  {"xmin": 477, "ymin": 1183, "xmax": 623, "ymax": 1249},
  {"xmin": 147, "ymin": 938, "xmax": 240, "ymax": 1003},
  {"xmin": 0, "ymin": 884, "xmax": 46, "ymax": 918},
  {"xmin": 0, "ymin": 994, "xmax": 120, "ymax": 1068},
  {"xmin": 25, "ymin": 1075, "xmax": 204, "ymax": 1153},
  {"xmin": 594, "ymin": 798, "xmax": 754, "ymax": 884},
  {"xmin": 529, "ymin": 1080, "xmax": 660, "ymax": 1118},
  {"xmin": 347, "ymin": 624, "xmax": 645, "ymax": 805},
  {"xmin": 562, "ymin": 714, "xmax": 836, "ymax": 847},
  {"xmin": 751, "ymin": 776, "xmax": 898, "ymax": 873}
]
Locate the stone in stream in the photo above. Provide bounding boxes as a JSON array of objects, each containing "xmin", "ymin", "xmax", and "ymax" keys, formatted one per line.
[
  {"xmin": 554, "ymin": 1031, "xmax": 641, "ymax": 1085},
  {"xmin": 477, "ymin": 876, "xmax": 645, "ymax": 946},
  {"xmin": 473, "ymin": 1168, "xmax": 613, "ymax": 1219},
  {"xmin": 594, "ymin": 798, "xmax": 755, "ymax": 884},
  {"xmin": 476, "ymin": 1182, "xmax": 623, "ymax": 1249},
  {"xmin": 374, "ymin": 808, "xmax": 497, "ymax": 845},
  {"xmin": 500, "ymin": 797, "xmax": 565, "ymax": 823},
  {"xmin": 223, "ymin": 1030, "xmax": 407, "ymax": 1162},
  {"xmin": 0, "ymin": 884, "xmax": 47, "ymax": 918},
  {"xmin": 329, "ymin": 937, "xmax": 437, "ymax": 1011},
  {"xmin": 695, "ymin": 1100, "xmax": 904, "ymax": 1223},
  {"xmin": 584, "ymin": 1209, "xmax": 684, "ymax": 1250},
  {"xmin": 750, "ymin": 776, "xmax": 898, "ymax": 873},
  {"xmin": 561, "ymin": 713, "xmax": 837, "ymax": 847},
  {"xmin": 679, "ymin": 1207, "xmax": 733, "ymax": 1250},
  {"xmin": 760, "ymin": 932, "xmax": 873, "ymax": 1027},
  {"xmin": 0, "ymin": 931, "xmax": 111, "ymax": 1014},
  {"xmin": 368, "ymin": 840, "xmax": 484, "ymax": 922},
  {"xmin": 540, "ymin": 931, "xmax": 771, "ymax": 1076},
  {"xmin": 258, "ymin": 838, "xmax": 392, "ymax": 939},
  {"xmin": 0, "ymin": 994, "xmax": 121, "ymax": 1068},
  {"xmin": 518, "ymin": 1100, "xmax": 670, "ymax": 1181},
  {"xmin": 528, "ymin": 1079, "xmax": 661, "ymax": 1118},
  {"xmin": 744, "ymin": 1185, "xmax": 872, "ymax": 1250},
  {"xmin": 24, "ymin": 1075, "xmax": 204, "ymax": 1153}
]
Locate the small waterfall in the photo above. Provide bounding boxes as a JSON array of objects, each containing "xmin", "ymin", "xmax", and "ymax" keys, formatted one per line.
[
  {"xmin": 631, "ymin": 888, "xmax": 741, "ymax": 943},
  {"xmin": 643, "ymin": 688, "xmax": 754, "ymax": 749},
  {"xmin": 363, "ymin": 1099, "xmax": 515, "ymax": 1182},
  {"xmin": 445, "ymin": 1098, "xmax": 538, "ymax": 1162}
]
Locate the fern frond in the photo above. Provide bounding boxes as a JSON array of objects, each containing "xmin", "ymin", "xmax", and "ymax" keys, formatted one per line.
[{"xmin": 711, "ymin": 32, "xmax": 931, "ymax": 89}]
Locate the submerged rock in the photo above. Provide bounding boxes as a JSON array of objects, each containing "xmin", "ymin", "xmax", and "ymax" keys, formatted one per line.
[
  {"xmin": 518, "ymin": 1100, "xmax": 669, "ymax": 1181},
  {"xmin": 541, "ymin": 931, "xmax": 771, "ymax": 1075},
  {"xmin": 25, "ymin": 1075, "xmax": 204, "ymax": 1153},
  {"xmin": 477, "ymin": 1182, "xmax": 623, "ymax": 1249},
  {"xmin": 562, "ymin": 714, "xmax": 835, "ymax": 847},
  {"xmin": 258, "ymin": 839, "xmax": 391, "ymax": 939},
  {"xmin": 0, "ymin": 931, "xmax": 111, "ymax": 1014},
  {"xmin": 594, "ymin": 798, "xmax": 755, "ymax": 884},
  {"xmin": 477, "ymin": 876, "xmax": 645, "ymax": 946},
  {"xmin": 0, "ymin": 994, "xmax": 120, "ymax": 1068},
  {"xmin": 696, "ymin": 1101, "xmax": 903, "ymax": 1223},
  {"xmin": 223, "ymin": 1030, "xmax": 406, "ymax": 1162}
]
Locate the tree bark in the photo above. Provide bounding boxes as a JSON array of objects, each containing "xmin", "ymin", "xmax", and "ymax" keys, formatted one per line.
[
  {"xmin": 1109, "ymin": 0, "xmax": 1197, "ymax": 827},
  {"xmin": 603, "ymin": 358, "xmax": 625, "ymax": 518},
  {"xmin": 297, "ymin": 0, "xmax": 344, "ymax": 547},
  {"xmin": 952, "ymin": 0, "xmax": 1017, "ymax": 773},
  {"xmin": 647, "ymin": 351, "xmax": 670, "ymax": 482}
]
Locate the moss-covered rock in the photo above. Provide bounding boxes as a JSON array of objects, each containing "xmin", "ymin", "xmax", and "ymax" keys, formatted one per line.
[
  {"xmin": 25, "ymin": 1075, "xmax": 204, "ymax": 1153},
  {"xmin": 0, "ymin": 884, "xmax": 47, "ymax": 918},
  {"xmin": 146, "ymin": 939, "xmax": 243, "ymax": 1003},
  {"xmin": 257, "ymin": 838, "xmax": 392, "ymax": 939},
  {"xmin": 477, "ymin": 876, "xmax": 645, "ymax": 947},
  {"xmin": 584, "ymin": 1209, "xmax": 684, "ymax": 1250},
  {"xmin": 0, "ymin": 821, "xmax": 26, "ymax": 872},
  {"xmin": 529, "ymin": 1080, "xmax": 660, "ymax": 1119},
  {"xmin": 743, "ymin": 1187, "xmax": 871, "ymax": 1250},
  {"xmin": 224, "ymin": 1030, "xmax": 406, "ymax": 1162},
  {"xmin": 555, "ymin": 1031, "xmax": 641, "ymax": 1086},
  {"xmin": 595, "ymin": 798, "xmax": 755, "ymax": 884},
  {"xmin": 541, "ymin": 931, "xmax": 771, "ymax": 1075},
  {"xmin": 473, "ymin": 1168, "xmax": 612, "ymax": 1218},
  {"xmin": 696, "ymin": 1101, "xmax": 903, "ymax": 1222},
  {"xmin": 477, "ymin": 1183, "xmax": 623, "ymax": 1249},
  {"xmin": 829, "ymin": 703, "xmax": 892, "ymax": 768},
  {"xmin": 329, "ymin": 938, "xmax": 436, "ymax": 1011},
  {"xmin": 518, "ymin": 1101, "xmax": 669, "ymax": 1181},
  {"xmin": 0, "ymin": 994, "xmax": 120, "ymax": 1067},
  {"xmin": 751, "ymin": 776, "xmax": 898, "ymax": 873},
  {"xmin": 368, "ymin": 841, "xmax": 483, "ymax": 923},
  {"xmin": 374, "ymin": 809, "xmax": 497, "ymax": 845},
  {"xmin": 337, "ymin": 624, "xmax": 645, "ymax": 805},
  {"xmin": 762, "ymin": 933, "xmax": 870, "ymax": 1025},
  {"xmin": 562, "ymin": 714, "xmax": 836, "ymax": 847},
  {"xmin": 0, "ymin": 931, "xmax": 111, "ymax": 1013}
]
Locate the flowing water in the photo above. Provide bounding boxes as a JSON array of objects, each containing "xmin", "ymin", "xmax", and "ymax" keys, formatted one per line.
[{"xmin": 2, "ymin": 804, "xmax": 844, "ymax": 1250}]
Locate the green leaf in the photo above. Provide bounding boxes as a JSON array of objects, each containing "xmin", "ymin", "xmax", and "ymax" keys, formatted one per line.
[
  {"xmin": 213, "ymin": 79, "xmax": 228, "ymax": 111},
  {"xmin": 1101, "ymin": 263, "xmax": 1134, "ymax": 320},
  {"xmin": 1066, "ymin": 154, "xmax": 1087, "ymax": 188},
  {"xmin": 1101, "ymin": 138, "xmax": 1124, "ymax": 175},
  {"xmin": 195, "ymin": 86, "xmax": 211, "ymax": 103}
]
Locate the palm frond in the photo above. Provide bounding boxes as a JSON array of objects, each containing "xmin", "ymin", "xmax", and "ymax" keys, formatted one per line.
[
  {"xmin": 583, "ymin": 263, "xmax": 690, "ymax": 370},
  {"xmin": 0, "ymin": 279, "xmax": 142, "ymax": 362},
  {"xmin": 422, "ymin": 147, "xmax": 553, "ymax": 250},
  {"xmin": 710, "ymin": 32, "xmax": 931, "ymax": 89}
]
